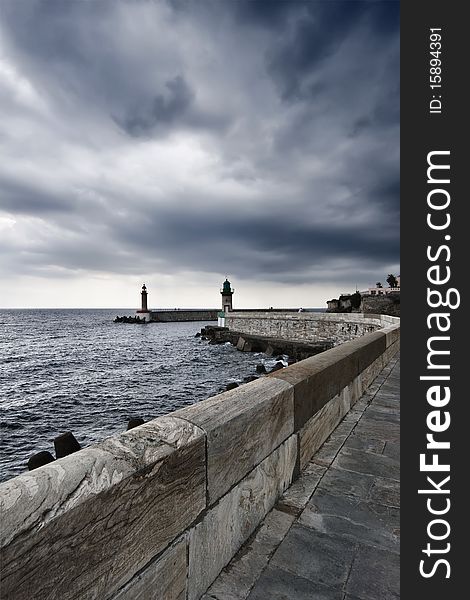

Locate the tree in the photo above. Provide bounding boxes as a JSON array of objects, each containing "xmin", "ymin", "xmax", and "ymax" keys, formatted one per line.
[
  {"xmin": 351, "ymin": 291, "xmax": 362, "ymax": 309},
  {"xmin": 376, "ymin": 282, "xmax": 383, "ymax": 288},
  {"xmin": 386, "ymin": 274, "xmax": 398, "ymax": 288}
]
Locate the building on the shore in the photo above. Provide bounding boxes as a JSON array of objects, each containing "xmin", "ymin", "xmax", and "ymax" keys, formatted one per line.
[
  {"xmin": 362, "ymin": 275, "xmax": 400, "ymax": 296},
  {"xmin": 327, "ymin": 275, "xmax": 400, "ymax": 317}
]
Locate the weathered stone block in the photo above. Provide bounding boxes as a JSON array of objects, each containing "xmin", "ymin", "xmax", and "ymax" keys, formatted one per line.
[
  {"xmin": 348, "ymin": 375, "xmax": 362, "ymax": 407},
  {"xmin": 0, "ymin": 416, "xmax": 206, "ymax": 600},
  {"xmin": 267, "ymin": 350, "xmax": 354, "ymax": 430},
  {"xmin": 358, "ymin": 355, "xmax": 384, "ymax": 395},
  {"xmin": 299, "ymin": 387, "xmax": 350, "ymax": 469},
  {"xmin": 113, "ymin": 536, "xmax": 187, "ymax": 600},
  {"xmin": 269, "ymin": 331, "xmax": 389, "ymax": 430},
  {"xmin": 353, "ymin": 331, "xmax": 386, "ymax": 373},
  {"xmin": 381, "ymin": 324, "xmax": 400, "ymax": 348},
  {"xmin": 187, "ymin": 435, "xmax": 297, "ymax": 600},
  {"xmin": 174, "ymin": 378, "xmax": 294, "ymax": 504},
  {"xmin": 381, "ymin": 339, "xmax": 400, "ymax": 366}
]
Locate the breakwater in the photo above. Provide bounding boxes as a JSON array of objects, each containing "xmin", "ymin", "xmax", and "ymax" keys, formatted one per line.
[
  {"xmin": 0, "ymin": 312, "xmax": 400, "ymax": 600},
  {"xmin": 225, "ymin": 310, "xmax": 396, "ymax": 345},
  {"xmin": 150, "ymin": 309, "xmax": 218, "ymax": 322}
]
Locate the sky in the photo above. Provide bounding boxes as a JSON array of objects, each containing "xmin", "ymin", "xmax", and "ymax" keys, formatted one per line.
[{"xmin": 0, "ymin": 0, "xmax": 400, "ymax": 309}]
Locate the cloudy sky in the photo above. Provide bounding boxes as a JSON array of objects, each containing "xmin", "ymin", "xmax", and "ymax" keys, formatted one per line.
[{"xmin": 0, "ymin": 0, "xmax": 399, "ymax": 309}]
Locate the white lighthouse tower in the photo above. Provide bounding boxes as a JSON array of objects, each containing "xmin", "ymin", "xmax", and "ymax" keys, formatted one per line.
[
  {"xmin": 218, "ymin": 278, "xmax": 234, "ymax": 326},
  {"xmin": 135, "ymin": 283, "xmax": 151, "ymax": 322}
]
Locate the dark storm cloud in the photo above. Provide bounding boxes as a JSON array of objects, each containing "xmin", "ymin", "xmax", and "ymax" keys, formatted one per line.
[
  {"xmin": 0, "ymin": 0, "xmax": 400, "ymax": 291},
  {"xmin": 0, "ymin": 176, "xmax": 71, "ymax": 215},
  {"xmin": 115, "ymin": 75, "xmax": 195, "ymax": 137}
]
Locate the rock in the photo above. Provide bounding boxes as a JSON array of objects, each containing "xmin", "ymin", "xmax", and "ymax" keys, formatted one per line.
[
  {"xmin": 225, "ymin": 382, "xmax": 239, "ymax": 391},
  {"xmin": 54, "ymin": 431, "xmax": 81, "ymax": 459},
  {"xmin": 256, "ymin": 364, "xmax": 267, "ymax": 374},
  {"xmin": 287, "ymin": 357, "xmax": 296, "ymax": 365},
  {"xmin": 27, "ymin": 451, "xmax": 55, "ymax": 471},
  {"xmin": 195, "ymin": 332, "xmax": 201, "ymax": 338},
  {"xmin": 236, "ymin": 337, "xmax": 246, "ymax": 351},
  {"xmin": 243, "ymin": 375, "xmax": 258, "ymax": 383},
  {"xmin": 269, "ymin": 362, "xmax": 284, "ymax": 373},
  {"xmin": 127, "ymin": 418, "xmax": 145, "ymax": 430}
]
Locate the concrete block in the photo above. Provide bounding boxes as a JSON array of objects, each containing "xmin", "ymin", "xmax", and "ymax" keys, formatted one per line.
[
  {"xmin": 354, "ymin": 332, "xmax": 386, "ymax": 373},
  {"xmin": 0, "ymin": 416, "xmax": 206, "ymax": 600},
  {"xmin": 298, "ymin": 387, "xmax": 350, "ymax": 469},
  {"xmin": 236, "ymin": 336, "xmax": 246, "ymax": 350},
  {"xmin": 268, "ymin": 350, "xmax": 354, "ymax": 430},
  {"xmin": 187, "ymin": 435, "xmax": 297, "ymax": 600},
  {"xmin": 113, "ymin": 536, "xmax": 187, "ymax": 600},
  {"xmin": 358, "ymin": 355, "xmax": 384, "ymax": 395},
  {"xmin": 381, "ymin": 324, "xmax": 400, "ymax": 348},
  {"xmin": 174, "ymin": 378, "xmax": 294, "ymax": 504},
  {"xmin": 269, "ymin": 331, "xmax": 388, "ymax": 430},
  {"xmin": 381, "ymin": 339, "xmax": 400, "ymax": 366},
  {"xmin": 348, "ymin": 375, "xmax": 362, "ymax": 407}
]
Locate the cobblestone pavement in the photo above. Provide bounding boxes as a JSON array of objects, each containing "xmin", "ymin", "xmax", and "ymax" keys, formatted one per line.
[{"xmin": 203, "ymin": 355, "xmax": 400, "ymax": 600}]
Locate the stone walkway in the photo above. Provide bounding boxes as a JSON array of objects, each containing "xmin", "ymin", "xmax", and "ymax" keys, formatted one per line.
[{"xmin": 203, "ymin": 355, "xmax": 400, "ymax": 600}]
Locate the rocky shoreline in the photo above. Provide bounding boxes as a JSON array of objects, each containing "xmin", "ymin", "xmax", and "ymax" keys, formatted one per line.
[{"xmin": 197, "ymin": 325, "xmax": 333, "ymax": 391}]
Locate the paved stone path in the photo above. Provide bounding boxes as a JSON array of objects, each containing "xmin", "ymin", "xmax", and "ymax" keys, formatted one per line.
[{"xmin": 203, "ymin": 355, "xmax": 400, "ymax": 600}]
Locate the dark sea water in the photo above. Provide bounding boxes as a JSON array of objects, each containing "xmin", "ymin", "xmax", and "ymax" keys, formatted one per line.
[{"xmin": 0, "ymin": 309, "xmax": 279, "ymax": 483}]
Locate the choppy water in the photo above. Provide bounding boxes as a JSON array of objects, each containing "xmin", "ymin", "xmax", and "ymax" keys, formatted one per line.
[{"xmin": 0, "ymin": 309, "xmax": 279, "ymax": 482}]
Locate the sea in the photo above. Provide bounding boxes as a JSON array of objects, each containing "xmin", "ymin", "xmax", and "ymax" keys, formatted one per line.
[{"xmin": 0, "ymin": 309, "xmax": 287, "ymax": 483}]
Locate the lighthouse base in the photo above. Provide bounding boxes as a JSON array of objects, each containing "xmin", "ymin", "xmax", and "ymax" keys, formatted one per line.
[{"xmin": 135, "ymin": 310, "xmax": 151, "ymax": 322}]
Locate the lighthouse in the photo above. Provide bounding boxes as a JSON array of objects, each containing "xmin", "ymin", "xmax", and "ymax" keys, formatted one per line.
[
  {"xmin": 135, "ymin": 283, "xmax": 151, "ymax": 321},
  {"xmin": 141, "ymin": 284, "xmax": 148, "ymax": 311},
  {"xmin": 220, "ymin": 278, "xmax": 234, "ymax": 313}
]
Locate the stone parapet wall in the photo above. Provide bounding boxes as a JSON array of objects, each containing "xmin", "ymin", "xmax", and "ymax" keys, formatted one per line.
[
  {"xmin": 0, "ymin": 317, "xmax": 400, "ymax": 600},
  {"xmin": 225, "ymin": 311, "xmax": 398, "ymax": 345}
]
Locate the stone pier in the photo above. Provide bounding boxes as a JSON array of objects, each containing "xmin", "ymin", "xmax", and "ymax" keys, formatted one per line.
[{"xmin": 204, "ymin": 355, "xmax": 400, "ymax": 600}]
